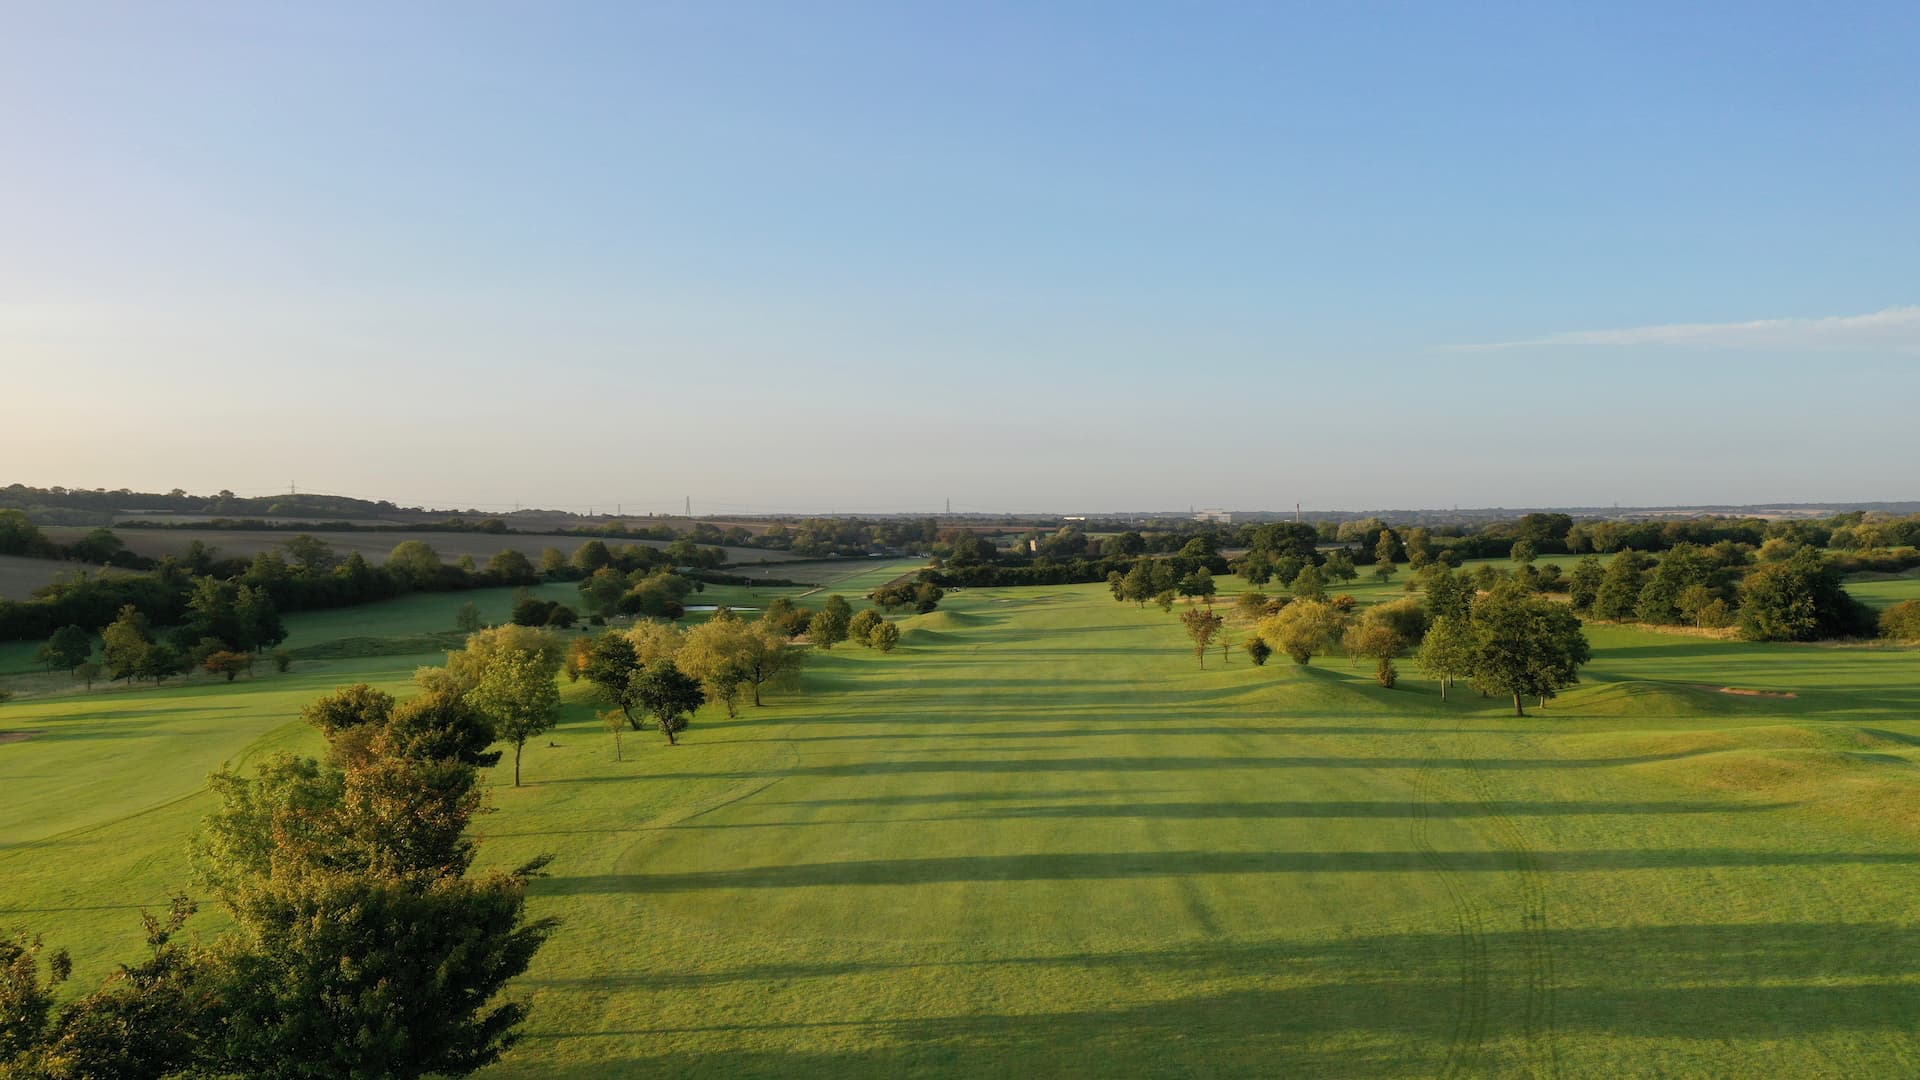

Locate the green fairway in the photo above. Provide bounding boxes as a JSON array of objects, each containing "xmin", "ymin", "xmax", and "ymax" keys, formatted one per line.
[{"xmin": 5, "ymin": 580, "xmax": 1920, "ymax": 1076}]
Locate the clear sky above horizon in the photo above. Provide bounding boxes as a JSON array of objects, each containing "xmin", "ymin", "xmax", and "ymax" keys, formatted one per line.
[{"xmin": 4, "ymin": 2, "xmax": 1917, "ymax": 515}]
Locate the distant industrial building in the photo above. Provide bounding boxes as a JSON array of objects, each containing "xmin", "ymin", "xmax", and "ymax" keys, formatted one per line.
[{"xmin": 1194, "ymin": 509, "xmax": 1233, "ymax": 524}]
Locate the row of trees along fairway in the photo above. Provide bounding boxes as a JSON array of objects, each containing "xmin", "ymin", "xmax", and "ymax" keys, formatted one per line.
[
  {"xmin": 1165, "ymin": 566, "xmax": 1593, "ymax": 716},
  {"xmin": 0, "ymin": 652, "xmax": 556, "ymax": 1077}
]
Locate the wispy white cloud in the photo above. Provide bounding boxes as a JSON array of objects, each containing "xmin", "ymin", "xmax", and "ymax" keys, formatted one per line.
[{"xmin": 1446, "ymin": 305, "xmax": 1920, "ymax": 352}]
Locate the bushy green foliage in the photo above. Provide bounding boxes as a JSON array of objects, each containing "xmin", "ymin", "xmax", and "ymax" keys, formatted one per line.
[
  {"xmin": 809, "ymin": 595, "xmax": 853, "ymax": 649},
  {"xmin": 1737, "ymin": 548, "xmax": 1873, "ymax": 642},
  {"xmin": 1881, "ymin": 600, "xmax": 1920, "ymax": 641}
]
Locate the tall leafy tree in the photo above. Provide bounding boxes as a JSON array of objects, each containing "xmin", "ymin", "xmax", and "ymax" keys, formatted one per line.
[
  {"xmin": 1258, "ymin": 599, "xmax": 1345, "ymax": 665},
  {"xmin": 579, "ymin": 628, "xmax": 653, "ymax": 728},
  {"xmin": 1567, "ymin": 555, "xmax": 1606, "ymax": 612},
  {"xmin": 847, "ymin": 608, "xmax": 883, "ymax": 647},
  {"xmin": 809, "ymin": 595, "xmax": 853, "ymax": 649},
  {"xmin": 1467, "ymin": 584, "xmax": 1592, "ymax": 715},
  {"xmin": 470, "ymin": 651, "xmax": 559, "ymax": 787},
  {"xmin": 1736, "ymin": 546, "xmax": 1871, "ymax": 642},
  {"xmin": 1416, "ymin": 614, "xmax": 1476, "ymax": 701},
  {"xmin": 634, "ymin": 662, "xmax": 705, "ymax": 745},
  {"xmin": 1179, "ymin": 607, "xmax": 1224, "ymax": 668},
  {"xmin": 43, "ymin": 624, "xmax": 93, "ymax": 673},
  {"xmin": 1591, "ymin": 550, "xmax": 1647, "ymax": 621},
  {"xmin": 1290, "ymin": 563, "xmax": 1327, "ymax": 601}
]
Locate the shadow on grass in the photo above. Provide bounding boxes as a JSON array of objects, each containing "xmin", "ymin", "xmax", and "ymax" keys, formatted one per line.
[
  {"xmin": 541, "ymin": 847, "xmax": 1919, "ymax": 895},
  {"xmin": 518, "ymin": 923, "xmax": 1920, "ymax": 1076},
  {"xmin": 540, "ymin": 748, "xmax": 1724, "ymax": 785}
]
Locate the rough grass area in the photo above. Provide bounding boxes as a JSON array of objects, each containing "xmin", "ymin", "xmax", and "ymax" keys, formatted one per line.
[{"xmin": 4, "ymin": 580, "xmax": 1920, "ymax": 1077}]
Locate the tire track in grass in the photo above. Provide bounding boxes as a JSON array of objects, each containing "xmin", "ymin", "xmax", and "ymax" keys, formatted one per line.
[
  {"xmin": 1452, "ymin": 715, "xmax": 1560, "ymax": 1079},
  {"xmin": 1410, "ymin": 715, "xmax": 1490, "ymax": 1078}
]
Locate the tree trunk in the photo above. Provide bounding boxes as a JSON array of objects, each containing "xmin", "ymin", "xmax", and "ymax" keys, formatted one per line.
[
  {"xmin": 752, "ymin": 680, "xmax": 763, "ymax": 706},
  {"xmin": 1440, "ymin": 677, "xmax": 1449, "ymax": 702},
  {"xmin": 664, "ymin": 720, "xmax": 677, "ymax": 746},
  {"xmin": 1512, "ymin": 693, "xmax": 1526, "ymax": 717},
  {"xmin": 514, "ymin": 740, "xmax": 524, "ymax": 786}
]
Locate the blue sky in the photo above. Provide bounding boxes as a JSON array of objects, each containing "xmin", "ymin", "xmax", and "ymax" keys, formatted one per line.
[{"xmin": 3, "ymin": 2, "xmax": 1916, "ymax": 513}]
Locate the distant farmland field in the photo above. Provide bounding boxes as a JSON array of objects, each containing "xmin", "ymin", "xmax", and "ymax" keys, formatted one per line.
[
  {"xmin": 40, "ymin": 527, "xmax": 804, "ymax": 567},
  {"xmin": 0, "ymin": 555, "xmax": 89, "ymax": 600}
]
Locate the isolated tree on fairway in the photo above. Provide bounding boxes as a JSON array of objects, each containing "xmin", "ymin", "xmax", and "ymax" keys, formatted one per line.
[
  {"xmin": 456, "ymin": 602, "xmax": 484, "ymax": 633},
  {"xmin": 74, "ymin": 661, "xmax": 100, "ymax": 690},
  {"xmin": 43, "ymin": 624, "xmax": 92, "ymax": 673},
  {"xmin": 913, "ymin": 580, "xmax": 944, "ymax": 614},
  {"xmin": 677, "ymin": 612, "xmax": 754, "ymax": 717},
  {"xmin": 1342, "ymin": 599, "xmax": 1427, "ymax": 688},
  {"xmin": 1243, "ymin": 637, "xmax": 1273, "ymax": 665},
  {"xmin": 809, "ymin": 595, "xmax": 853, "ymax": 649},
  {"xmin": 870, "ymin": 620, "xmax": 901, "ymax": 652},
  {"xmin": 1153, "ymin": 589, "xmax": 1177, "ymax": 613},
  {"xmin": 847, "ymin": 608, "xmax": 883, "ymax": 646},
  {"xmin": 1107, "ymin": 570, "xmax": 1128, "ymax": 602},
  {"xmin": 1416, "ymin": 614, "xmax": 1476, "ymax": 701},
  {"xmin": 601, "ymin": 710, "xmax": 627, "ymax": 761},
  {"xmin": 136, "ymin": 643, "xmax": 185, "ymax": 684},
  {"xmin": 469, "ymin": 650, "xmax": 560, "ymax": 786},
  {"xmin": 635, "ymin": 662, "xmax": 705, "ymax": 745},
  {"xmin": 1290, "ymin": 563, "xmax": 1327, "ymax": 601},
  {"xmin": 1510, "ymin": 538, "xmax": 1537, "ymax": 565},
  {"xmin": 1180, "ymin": 607, "xmax": 1224, "ymax": 668},
  {"xmin": 1120, "ymin": 562, "xmax": 1155, "ymax": 607},
  {"xmin": 203, "ymin": 651, "xmax": 252, "ymax": 682},
  {"xmin": 1468, "ymin": 584, "xmax": 1592, "ymax": 715},
  {"xmin": 102, "ymin": 604, "xmax": 152, "ymax": 683},
  {"xmin": 1323, "ymin": 550, "xmax": 1358, "ymax": 584},
  {"xmin": 580, "ymin": 633, "xmax": 646, "ymax": 729},
  {"xmin": 1259, "ymin": 599, "xmax": 1344, "ymax": 665}
]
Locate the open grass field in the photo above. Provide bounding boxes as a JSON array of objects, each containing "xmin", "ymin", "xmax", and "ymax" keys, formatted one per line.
[
  {"xmin": 39, "ymin": 526, "xmax": 806, "ymax": 568},
  {"xmin": 5, "ymin": 577, "xmax": 1920, "ymax": 1077}
]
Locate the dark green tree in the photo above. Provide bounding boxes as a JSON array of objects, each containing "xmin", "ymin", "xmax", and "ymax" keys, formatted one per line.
[
  {"xmin": 1468, "ymin": 584, "xmax": 1592, "ymax": 715},
  {"xmin": 809, "ymin": 595, "xmax": 853, "ymax": 649},
  {"xmin": 635, "ymin": 662, "xmax": 706, "ymax": 745}
]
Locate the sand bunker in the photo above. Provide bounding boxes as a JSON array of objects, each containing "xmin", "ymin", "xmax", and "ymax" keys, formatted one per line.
[{"xmin": 1686, "ymin": 683, "xmax": 1798, "ymax": 699}]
